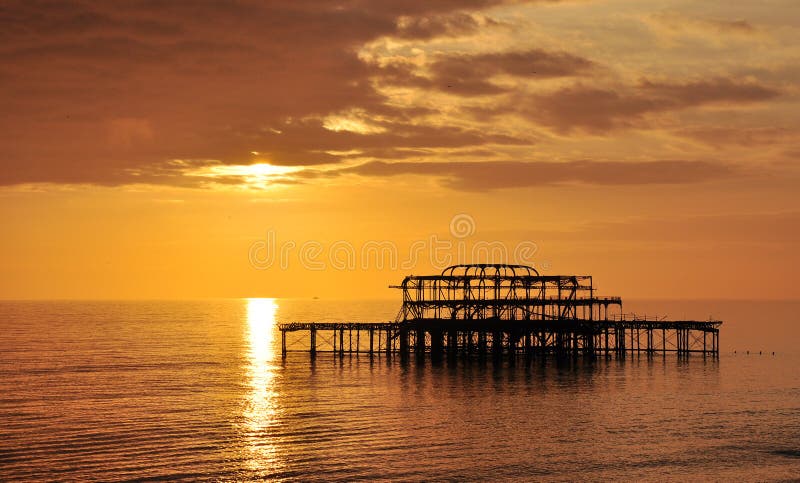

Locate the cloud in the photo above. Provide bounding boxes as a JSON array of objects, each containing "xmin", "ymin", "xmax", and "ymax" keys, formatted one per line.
[
  {"xmin": 676, "ymin": 126, "xmax": 793, "ymax": 147},
  {"xmin": 376, "ymin": 49, "xmax": 594, "ymax": 96},
  {"xmin": 639, "ymin": 78, "xmax": 778, "ymax": 105},
  {"xmin": 0, "ymin": 0, "xmax": 523, "ymax": 186},
  {"xmin": 647, "ymin": 11, "xmax": 757, "ymax": 38},
  {"xmin": 238, "ymin": 118, "xmax": 527, "ymax": 166},
  {"xmin": 107, "ymin": 118, "xmax": 155, "ymax": 149},
  {"xmin": 520, "ymin": 77, "xmax": 779, "ymax": 132},
  {"xmin": 0, "ymin": 1, "xmax": 787, "ymax": 188},
  {"xmin": 331, "ymin": 159, "xmax": 734, "ymax": 190},
  {"xmin": 394, "ymin": 13, "xmax": 501, "ymax": 39}
]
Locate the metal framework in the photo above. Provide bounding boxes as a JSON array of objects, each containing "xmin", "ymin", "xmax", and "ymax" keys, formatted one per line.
[
  {"xmin": 279, "ymin": 264, "xmax": 721, "ymax": 359},
  {"xmin": 394, "ymin": 264, "xmax": 620, "ymax": 322}
]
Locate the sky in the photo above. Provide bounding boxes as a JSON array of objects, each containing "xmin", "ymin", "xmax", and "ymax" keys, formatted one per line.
[{"xmin": 1, "ymin": 0, "xmax": 798, "ymax": 300}]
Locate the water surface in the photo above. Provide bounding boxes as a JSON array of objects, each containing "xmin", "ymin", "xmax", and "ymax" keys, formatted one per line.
[{"xmin": 1, "ymin": 299, "xmax": 799, "ymax": 480}]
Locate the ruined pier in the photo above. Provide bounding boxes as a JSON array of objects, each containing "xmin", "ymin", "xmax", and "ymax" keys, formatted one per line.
[{"xmin": 279, "ymin": 264, "xmax": 721, "ymax": 358}]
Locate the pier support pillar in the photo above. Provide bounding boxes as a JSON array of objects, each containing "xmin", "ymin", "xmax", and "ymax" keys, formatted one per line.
[
  {"xmin": 430, "ymin": 330, "xmax": 444, "ymax": 359},
  {"xmin": 369, "ymin": 329, "xmax": 374, "ymax": 355},
  {"xmin": 416, "ymin": 329, "xmax": 426, "ymax": 354},
  {"xmin": 399, "ymin": 329, "xmax": 409, "ymax": 354},
  {"xmin": 447, "ymin": 330, "xmax": 457, "ymax": 355},
  {"xmin": 492, "ymin": 331, "xmax": 503, "ymax": 355}
]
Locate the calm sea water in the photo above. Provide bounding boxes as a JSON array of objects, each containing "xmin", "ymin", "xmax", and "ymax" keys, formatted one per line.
[{"xmin": 1, "ymin": 299, "xmax": 799, "ymax": 481}]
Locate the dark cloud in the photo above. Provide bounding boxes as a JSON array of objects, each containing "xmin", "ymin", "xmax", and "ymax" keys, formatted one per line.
[
  {"xmin": 0, "ymin": 114, "xmax": 526, "ymax": 185},
  {"xmin": 640, "ymin": 78, "xmax": 778, "ymax": 105},
  {"xmin": 238, "ymin": 119, "xmax": 527, "ymax": 167},
  {"xmin": 0, "ymin": 0, "xmax": 525, "ymax": 186},
  {"xmin": 433, "ymin": 49, "xmax": 593, "ymax": 80},
  {"xmin": 394, "ymin": 13, "xmax": 500, "ymax": 39},
  {"xmin": 677, "ymin": 126, "xmax": 792, "ymax": 147},
  {"xmin": 330, "ymin": 159, "xmax": 734, "ymax": 190},
  {"xmin": 0, "ymin": 2, "xmax": 182, "ymax": 41},
  {"xmin": 649, "ymin": 11, "xmax": 757, "ymax": 36},
  {"xmin": 711, "ymin": 19, "xmax": 754, "ymax": 34},
  {"xmin": 377, "ymin": 49, "xmax": 594, "ymax": 96},
  {"xmin": 0, "ymin": 1, "xmax": 782, "ymax": 187},
  {"xmin": 521, "ymin": 77, "xmax": 779, "ymax": 132},
  {"xmin": 435, "ymin": 50, "xmax": 594, "ymax": 95}
]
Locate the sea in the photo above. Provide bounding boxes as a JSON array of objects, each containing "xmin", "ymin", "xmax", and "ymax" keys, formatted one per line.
[{"xmin": 1, "ymin": 299, "xmax": 799, "ymax": 481}]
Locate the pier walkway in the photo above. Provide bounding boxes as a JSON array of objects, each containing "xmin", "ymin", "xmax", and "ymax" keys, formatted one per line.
[{"xmin": 279, "ymin": 318, "xmax": 721, "ymax": 357}]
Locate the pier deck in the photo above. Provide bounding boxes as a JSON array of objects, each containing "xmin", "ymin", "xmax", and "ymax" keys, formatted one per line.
[{"xmin": 279, "ymin": 318, "xmax": 721, "ymax": 357}]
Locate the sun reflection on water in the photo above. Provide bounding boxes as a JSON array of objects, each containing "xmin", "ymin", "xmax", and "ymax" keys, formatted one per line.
[{"xmin": 243, "ymin": 298, "xmax": 283, "ymax": 474}]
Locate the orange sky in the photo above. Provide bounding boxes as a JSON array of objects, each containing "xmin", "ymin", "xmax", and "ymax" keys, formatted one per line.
[{"xmin": 1, "ymin": 0, "xmax": 798, "ymax": 300}]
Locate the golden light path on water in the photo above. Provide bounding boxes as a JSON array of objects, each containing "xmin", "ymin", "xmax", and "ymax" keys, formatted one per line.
[{"xmin": 243, "ymin": 298, "xmax": 284, "ymax": 474}]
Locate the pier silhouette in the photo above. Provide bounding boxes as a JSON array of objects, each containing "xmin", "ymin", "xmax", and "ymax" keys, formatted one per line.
[{"xmin": 279, "ymin": 264, "xmax": 721, "ymax": 358}]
